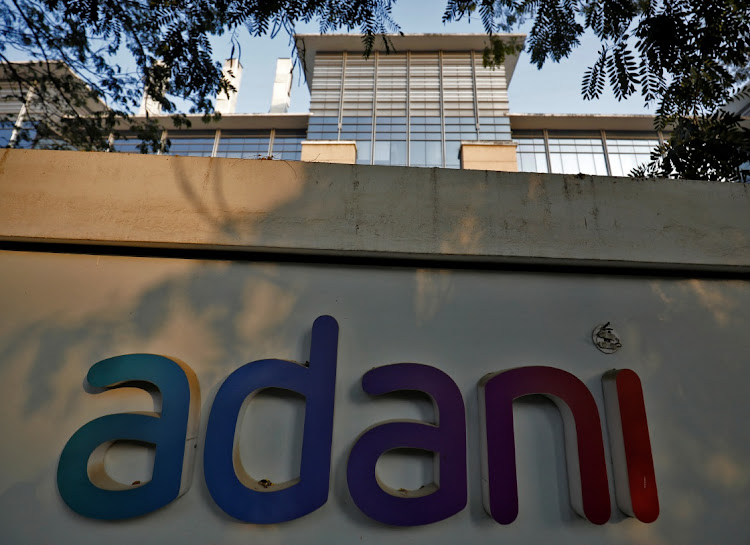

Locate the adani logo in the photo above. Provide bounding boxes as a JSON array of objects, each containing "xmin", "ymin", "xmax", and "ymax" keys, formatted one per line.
[{"xmin": 57, "ymin": 316, "xmax": 658, "ymax": 525}]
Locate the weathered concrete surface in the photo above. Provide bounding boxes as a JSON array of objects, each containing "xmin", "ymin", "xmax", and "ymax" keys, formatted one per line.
[{"xmin": 1, "ymin": 148, "xmax": 748, "ymax": 270}]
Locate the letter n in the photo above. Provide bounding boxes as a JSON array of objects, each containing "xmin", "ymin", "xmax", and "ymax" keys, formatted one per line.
[
  {"xmin": 479, "ymin": 366, "xmax": 610, "ymax": 525},
  {"xmin": 57, "ymin": 354, "xmax": 201, "ymax": 519},
  {"xmin": 203, "ymin": 315, "xmax": 338, "ymax": 523},
  {"xmin": 347, "ymin": 363, "xmax": 467, "ymax": 526}
]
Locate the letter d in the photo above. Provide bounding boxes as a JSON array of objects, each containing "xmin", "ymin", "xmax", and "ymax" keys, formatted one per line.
[{"xmin": 204, "ymin": 316, "xmax": 338, "ymax": 523}]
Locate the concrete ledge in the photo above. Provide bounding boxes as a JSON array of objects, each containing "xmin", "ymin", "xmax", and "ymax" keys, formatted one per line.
[
  {"xmin": 1, "ymin": 149, "xmax": 749, "ymax": 271},
  {"xmin": 461, "ymin": 141, "xmax": 518, "ymax": 172},
  {"xmin": 300, "ymin": 140, "xmax": 357, "ymax": 164}
]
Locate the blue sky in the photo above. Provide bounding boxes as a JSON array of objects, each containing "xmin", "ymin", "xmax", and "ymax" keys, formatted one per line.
[{"xmin": 227, "ymin": 1, "xmax": 654, "ymax": 116}]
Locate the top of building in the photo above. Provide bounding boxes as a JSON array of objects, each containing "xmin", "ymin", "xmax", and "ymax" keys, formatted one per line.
[{"xmin": 294, "ymin": 33, "xmax": 525, "ymax": 91}]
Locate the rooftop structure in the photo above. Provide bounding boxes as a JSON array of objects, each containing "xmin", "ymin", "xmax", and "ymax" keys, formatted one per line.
[{"xmin": 0, "ymin": 35, "xmax": 685, "ymax": 177}]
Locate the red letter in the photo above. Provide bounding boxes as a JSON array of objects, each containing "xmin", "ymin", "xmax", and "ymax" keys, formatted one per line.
[{"xmin": 602, "ymin": 369, "xmax": 659, "ymax": 523}]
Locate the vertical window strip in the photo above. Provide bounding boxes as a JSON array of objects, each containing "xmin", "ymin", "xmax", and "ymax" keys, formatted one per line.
[
  {"xmin": 475, "ymin": 56, "xmax": 509, "ymax": 117},
  {"xmin": 439, "ymin": 50, "xmax": 446, "ymax": 168},
  {"xmin": 442, "ymin": 52, "xmax": 475, "ymax": 167},
  {"xmin": 601, "ymin": 129, "xmax": 612, "ymax": 176},
  {"xmin": 406, "ymin": 51, "xmax": 411, "ymax": 164},
  {"xmin": 309, "ymin": 53, "xmax": 344, "ymax": 117},
  {"xmin": 342, "ymin": 54, "xmax": 375, "ymax": 118}
]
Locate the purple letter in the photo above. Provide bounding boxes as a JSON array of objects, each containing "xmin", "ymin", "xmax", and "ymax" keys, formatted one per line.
[
  {"xmin": 479, "ymin": 366, "xmax": 610, "ymax": 525},
  {"xmin": 347, "ymin": 363, "xmax": 467, "ymax": 526}
]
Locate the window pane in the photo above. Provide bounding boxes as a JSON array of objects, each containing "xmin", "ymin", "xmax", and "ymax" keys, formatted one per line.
[
  {"xmin": 163, "ymin": 131, "xmax": 215, "ymax": 156},
  {"xmin": 410, "ymin": 141, "xmax": 426, "ymax": 166},
  {"xmin": 390, "ymin": 141, "xmax": 407, "ymax": 166},
  {"xmin": 217, "ymin": 131, "xmax": 271, "ymax": 158},
  {"xmin": 445, "ymin": 141, "xmax": 462, "ymax": 168},
  {"xmin": 607, "ymin": 138, "xmax": 659, "ymax": 176},
  {"xmin": 0, "ymin": 127, "xmax": 13, "ymax": 148},
  {"xmin": 548, "ymin": 137, "xmax": 606, "ymax": 175},
  {"xmin": 356, "ymin": 140, "xmax": 372, "ymax": 164},
  {"xmin": 373, "ymin": 141, "xmax": 390, "ymax": 165},
  {"xmin": 425, "ymin": 141, "xmax": 442, "ymax": 167}
]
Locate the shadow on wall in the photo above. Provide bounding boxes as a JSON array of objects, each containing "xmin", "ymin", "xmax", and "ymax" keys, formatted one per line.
[
  {"xmin": 0, "ymin": 251, "xmax": 749, "ymax": 544},
  {"xmin": 162, "ymin": 153, "xmax": 750, "ymax": 266}
]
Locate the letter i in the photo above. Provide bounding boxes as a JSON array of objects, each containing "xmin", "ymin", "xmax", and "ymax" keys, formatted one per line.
[{"xmin": 602, "ymin": 369, "xmax": 659, "ymax": 523}]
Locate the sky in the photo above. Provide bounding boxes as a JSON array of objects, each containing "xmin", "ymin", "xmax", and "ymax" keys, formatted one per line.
[{"xmin": 224, "ymin": 0, "xmax": 655, "ymax": 117}]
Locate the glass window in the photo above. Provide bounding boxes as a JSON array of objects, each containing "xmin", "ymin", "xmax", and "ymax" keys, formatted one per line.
[
  {"xmin": 307, "ymin": 116, "xmax": 339, "ymax": 140},
  {"xmin": 356, "ymin": 140, "xmax": 372, "ymax": 164},
  {"xmin": 217, "ymin": 130, "xmax": 270, "ymax": 158},
  {"xmin": 514, "ymin": 137, "xmax": 548, "ymax": 173},
  {"xmin": 425, "ymin": 141, "xmax": 442, "ymax": 167},
  {"xmin": 478, "ymin": 117, "xmax": 511, "ymax": 141},
  {"xmin": 548, "ymin": 137, "xmax": 608, "ymax": 176},
  {"xmin": 739, "ymin": 161, "xmax": 750, "ymax": 183},
  {"xmin": 607, "ymin": 138, "xmax": 659, "ymax": 177},
  {"xmin": 271, "ymin": 130, "xmax": 305, "ymax": 161},
  {"xmin": 310, "ymin": 53, "xmax": 344, "ymax": 117},
  {"xmin": 445, "ymin": 141, "xmax": 462, "ymax": 169},
  {"xmin": 166, "ymin": 131, "xmax": 216, "ymax": 157},
  {"xmin": 5, "ymin": 123, "xmax": 37, "ymax": 149},
  {"xmin": 411, "ymin": 140, "xmax": 443, "ymax": 168},
  {"xmin": 340, "ymin": 116, "xmax": 372, "ymax": 142},
  {"xmin": 375, "ymin": 53, "xmax": 407, "ymax": 118},
  {"xmin": 390, "ymin": 140, "xmax": 407, "ymax": 166},
  {"xmin": 475, "ymin": 56, "xmax": 509, "ymax": 117},
  {"xmin": 373, "ymin": 140, "xmax": 407, "ymax": 166},
  {"xmin": 373, "ymin": 141, "xmax": 390, "ymax": 165},
  {"xmin": 0, "ymin": 126, "xmax": 13, "ymax": 148},
  {"xmin": 111, "ymin": 136, "xmax": 152, "ymax": 154}
]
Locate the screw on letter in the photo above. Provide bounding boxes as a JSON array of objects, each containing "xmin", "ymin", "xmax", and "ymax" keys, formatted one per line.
[{"xmin": 593, "ymin": 322, "xmax": 622, "ymax": 354}]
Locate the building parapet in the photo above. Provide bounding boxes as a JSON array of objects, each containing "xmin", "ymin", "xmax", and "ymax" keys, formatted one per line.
[{"xmin": 1, "ymin": 149, "xmax": 748, "ymax": 272}]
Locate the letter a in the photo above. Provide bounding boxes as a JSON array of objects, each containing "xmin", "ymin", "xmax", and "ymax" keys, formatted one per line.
[
  {"xmin": 57, "ymin": 354, "xmax": 201, "ymax": 519},
  {"xmin": 347, "ymin": 364, "xmax": 467, "ymax": 526},
  {"xmin": 204, "ymin": 315, "xmax": 338, "ymax": 523}
]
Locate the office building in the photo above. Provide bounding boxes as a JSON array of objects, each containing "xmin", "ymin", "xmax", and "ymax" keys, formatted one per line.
[{"xmin": 1, "ymin": 34, "xmax": 668, "ymax": 178}]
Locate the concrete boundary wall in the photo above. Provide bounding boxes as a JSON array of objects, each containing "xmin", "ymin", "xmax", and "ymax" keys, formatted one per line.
[{"xmin": 1, "ymin": 149, "xmax": 748, "ymax": 271}]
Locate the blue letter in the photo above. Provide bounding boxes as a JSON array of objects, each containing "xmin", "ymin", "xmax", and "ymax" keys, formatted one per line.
[
  {"xmin": 57, "ymin": 354, "xmax": 201, "ymax": 519},
  {"xmin": 204, "ymin": 315, "xmax": 338, "ymax": 523}
]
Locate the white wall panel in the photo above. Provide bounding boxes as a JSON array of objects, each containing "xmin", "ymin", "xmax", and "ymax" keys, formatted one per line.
[{"xmin": 1, "ymin": 249, "xmax": 749, "ymax": 544}]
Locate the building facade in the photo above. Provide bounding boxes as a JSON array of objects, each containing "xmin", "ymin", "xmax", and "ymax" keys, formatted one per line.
[
  {"xmin": 4, "ymin": 34, "xmax": 743, "ymax": 177},
  {"xmin": 107, "ymin": 34, "xmax": 664, "ymax": 177}
]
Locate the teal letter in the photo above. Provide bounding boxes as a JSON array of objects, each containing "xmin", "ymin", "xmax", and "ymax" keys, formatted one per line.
[{"xmin": 57, "ymin": 354, "xmax": 201, "ymax": 519}]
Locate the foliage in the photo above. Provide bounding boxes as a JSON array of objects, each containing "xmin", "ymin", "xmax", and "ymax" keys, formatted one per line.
[
  {"xmin": 444, "ymin": 0, "xmax": 750, "ymax": 181},
  {"xmin": 1, "ymin": 0, "xmax": 749, "ymax": 180},
  {"xmin": 0, "ymin": 0, "xmax": 400, "ymax": 151},
  {"xmin": 631, "ymin": 111, "xmax": 750, "ymax": 182}
]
